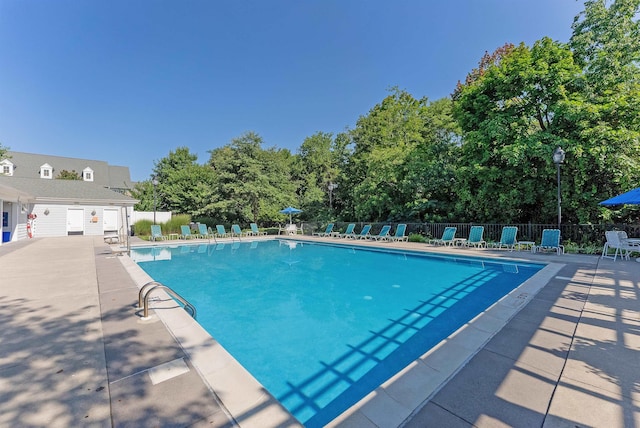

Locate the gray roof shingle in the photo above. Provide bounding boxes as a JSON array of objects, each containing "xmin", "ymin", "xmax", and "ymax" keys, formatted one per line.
[
  {"xmin": 0, "ymin": 176, "xmax": 137, "ymax": 205},
  {"xmin": 2, "ymin": 151, "xmax": 134, "ymax": 189}
]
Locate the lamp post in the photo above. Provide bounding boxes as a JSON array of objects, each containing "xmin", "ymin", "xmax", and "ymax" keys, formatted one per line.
[
  {"xmin": 552, "ymin": 147, "xmax": 565, "ymax": 230},
  {"xmin": 152, "ymin": 177, "xmax": 158, "ymax": 225},
  {"xmin": 328, "ymin": 182, "xmax": 338, "ymax": 210}
]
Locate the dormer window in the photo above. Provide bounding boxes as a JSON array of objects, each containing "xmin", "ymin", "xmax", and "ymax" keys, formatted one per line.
[
  {"xmin": 0, "ymin": 159, "xmax": 13, "ymax": 176},
  {"xmin": 40, "ymin": 163, "xmax": 53, "ymax": 179},
  {"xmin": 83, "ymin": 167, "xmax": 94, "ymax": 182}
]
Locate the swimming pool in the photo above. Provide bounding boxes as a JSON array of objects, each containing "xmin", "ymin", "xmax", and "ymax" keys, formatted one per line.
[{"xmin": 132, "ymin": 240, "xmax": 543, "ymax": 427}]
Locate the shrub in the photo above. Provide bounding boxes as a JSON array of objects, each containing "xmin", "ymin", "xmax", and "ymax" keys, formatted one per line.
[
  {"xmin": 165, "ymin": 214, "xmax": 191, "ymax": 235},
  {"xmin": 193, "ymin": 216, "xmax": 217, "ymax": 229},
  {"xmin": 408, "ymin": 233, "xmax": 426, "ymax": 243},
  {"xmin": 133, "ymin": 219, "xmax": 153, "ymax": 237}
]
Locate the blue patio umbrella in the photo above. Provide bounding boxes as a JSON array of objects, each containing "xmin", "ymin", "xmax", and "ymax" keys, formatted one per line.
[
  {"xmin": 599, "ymin": 187, "xmax": 640, "ymax": 206},
  {"xmin": 280, "ymin": 206, "xmax": 302, "ymax": 224}
]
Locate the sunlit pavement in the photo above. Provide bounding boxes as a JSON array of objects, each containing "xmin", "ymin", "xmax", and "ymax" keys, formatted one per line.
[{"xmin": 1, "ymin": 235, "xmax": 638, "ymax": 427}]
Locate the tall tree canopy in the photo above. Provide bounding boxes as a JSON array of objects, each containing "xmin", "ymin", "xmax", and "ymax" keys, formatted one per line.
[
  {"xmin": 453, "ymin": 39, "xmax": 582, "ymax": 223},
  {"xmin": 347, "ymin": 88, "xmax": 459, "ymax": 222},
  {"xmin": 568, "ymin": 0, "xmax": 640, "ymax": 222},
  {"xmin": 295, "ymin": 131, "xmax": 347, "ymax": 220},
  {"xmin": 208, "ymin": 132, "xmax": 295, "ymax": 223},
  {"xmin": 131, "ymin": 0, "xmax": 639, "ymax": 228},
  {"xmin": 152, "ymin": 147, "xmax": 215, "ymax": 216},
  {"xmin": 349, "ymin": 88, "xmax": 430, "ymax": 221},
  {"xmin": 56, "ymin": 170, "xmax": 82, "ymax": 180},
  {"xmin": 0, "ymin": 143, "xmax": 8, "ymax": 161}
]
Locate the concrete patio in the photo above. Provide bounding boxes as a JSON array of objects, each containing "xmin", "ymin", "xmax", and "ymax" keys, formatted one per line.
[{"xmin": 0, "ymin": 235, "xmax": 638, "ymax": 427}]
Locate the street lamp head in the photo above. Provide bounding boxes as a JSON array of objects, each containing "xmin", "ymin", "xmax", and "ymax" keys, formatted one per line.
[{"xmin": 553, "ymin": 147, "xmax": 565, "ymax": 165}]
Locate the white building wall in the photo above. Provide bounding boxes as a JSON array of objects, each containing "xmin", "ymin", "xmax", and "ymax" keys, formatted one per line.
[
  {"xmin": 85, "ymin": 208, "xmax": 103, "ymax": 236},
  {"xmin": 15, "ymin": 207, "xmax": 27, "ymax": 240},
  {"xmin": 132, "ymin": 211, "xmax": 172, "ymax": 224},
  {"xmin": 30, "ymin": 204, "xmax": 133, "ymax": 238},
  {"xmin": 31, "ymin": 205, "xmax": 67, "ymax": 237}
]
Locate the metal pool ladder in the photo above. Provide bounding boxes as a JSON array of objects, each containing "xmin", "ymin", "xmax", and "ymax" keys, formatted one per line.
[{"xmin": 137, "ymin": 281, "xmax": 197, "ymax": 319}]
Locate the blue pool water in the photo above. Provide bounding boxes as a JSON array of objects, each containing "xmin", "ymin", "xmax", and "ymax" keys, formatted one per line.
[{"xmin": 132, "ymin": 240, "xmax": 543, "ymax": 427}]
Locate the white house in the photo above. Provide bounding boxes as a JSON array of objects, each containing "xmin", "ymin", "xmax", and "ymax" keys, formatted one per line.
[{"xmin": 0, "ymin": 151, "xmax": 138, "ymax": 245}]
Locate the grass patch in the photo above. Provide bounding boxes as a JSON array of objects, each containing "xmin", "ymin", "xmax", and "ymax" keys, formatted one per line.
[{"xmin": 133, "ymin": 214, "xmax": 192, "ymax": 237}]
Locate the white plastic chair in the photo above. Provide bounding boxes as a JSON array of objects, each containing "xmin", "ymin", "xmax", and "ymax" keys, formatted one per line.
[{"xmin": 601, "ymin": 231, "xmax": 634, "ymax": 261}]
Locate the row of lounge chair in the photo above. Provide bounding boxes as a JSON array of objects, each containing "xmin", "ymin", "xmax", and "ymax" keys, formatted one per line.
[
  {"xmin": 428, "ymin": 226, "xmax": 564, "ymax": 254},
  {"xmin": 312, "ymin": 223, "xmax": 409, "ymax": 242},
  {"xmin": 150, "ymin": 223, "xmax": 267, "ymax": 241},
  {"xmin": 314, "ymin": 224, "xmax": 564, "ymax": 254},
  {"xmin": 152, "ymin": 221, "xmax": 564, "ymax": 255}
]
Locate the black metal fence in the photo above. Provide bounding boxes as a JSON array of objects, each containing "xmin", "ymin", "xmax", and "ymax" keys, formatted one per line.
[{"xmin": 301, "ymin": 221, "xmax": 640, "ymax": 245}]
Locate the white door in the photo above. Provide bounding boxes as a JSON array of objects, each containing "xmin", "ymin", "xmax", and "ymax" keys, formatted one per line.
[
  {"xmin": 67, "ymin": 208, "xmax": 84, "ymax": 235},
  {"xmin": 103, "ymin": 209, "xmax": 118, "ymax": 233}
]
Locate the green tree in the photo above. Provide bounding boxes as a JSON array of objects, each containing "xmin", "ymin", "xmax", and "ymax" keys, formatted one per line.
[
  {"xmin": 207, "ymin": 132, "xmax": 295, "ymax": 224},
  {"xmin": 346, "ymin": 88, "xmax": 459, "ymax": 222},
  {"xmin": 0, "ymin": 143, "xmax": 8, "ymax": 161},
  {"xmin": 325, "ymin": 131, "xmax": 353, "ymax": 219},
  {"xmin": 151, "ymin": 147, "xmax": 215, "ymax": 216},
  {"xmin": 261, "ymin": 147, "xmax": 298, "ymax": 223},
  {"xmin": 348, "ymin": 88, "xmax": 428, "ymax": 221},
  {"xmin": 130, "ymin": 180, "xmax": 156, "ymax": 211},
  {"xmin": 568, "ymin": 0, "xmax": 640, "ymax": 222},
  {"xmin": 453, "ymin": 39, "xmax": 583, "ymax": 223},
  {"xmin": 56, "ymin": 170, "xmax": 82, "ymax": 180},
  {"xmin": 406, "ymin": 98, "xmax": 460, "ymax": 221},
  {"xmin": 295, "ymin": 132, "xmax": 345, "ymax": 220}
]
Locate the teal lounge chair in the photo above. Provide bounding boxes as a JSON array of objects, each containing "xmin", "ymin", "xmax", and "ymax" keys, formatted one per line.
[
  {"xmin": 198, "ymin": 224, "xmax": 214, "ymax": 239},
  {"xmin": 389, "ymin": 224, "xmax": 408, "ymax": 242},
  {"xmin": 372, "ymin": 225, "xmax": 392, "ymax": 241},
  {"xmin": 248, "ymin": 223, "xmax": 267, "ymax": 236},
  {"xmin": 533, "ymin": 229, "xmax": 564, "ymax": 255},
  {"xmin": 151, "ymin": 225, "xmax": 167, "ymax": 241},
  {"xmin": 354, "ymin": 224, "xmax": 372, "ymax": 240},
  {"xmin": 231, "ymin": 224, "xmax": 243, "ymax": 238},
  {"xmin": 492, "ymin": 226, "xmax": 518, "ymax": 250},
  {"xmin": 429, "ymin": 227, "xmax": 457, "ymax": 246},
  {"xmin": 338, "ymin": 223, "xmax": 356, "ymax": 238},
  {"xmin": 313, "ymin": 223, "xmax": 334, "ymax": 237},
  {"xmin": 180, "ymin": 225, "xmax": 195, "ymax": 240},
  {"xmin": 465, "ymin": 226, "xmax": 486, "ymax": 248},
  {"xmin": 216, "ymin": 225, "xmax": 229, "ymax": 238}
]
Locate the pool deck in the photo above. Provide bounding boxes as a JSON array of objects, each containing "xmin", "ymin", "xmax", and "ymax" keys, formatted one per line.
[{"xmin": 0, "ymin": 235, "xmax": 638, "ymax": 427}]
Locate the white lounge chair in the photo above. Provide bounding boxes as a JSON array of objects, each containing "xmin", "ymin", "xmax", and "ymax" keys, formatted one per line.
[{"xmin": 601, "ymin": 230, "xmax": 636, "ymax": 261}]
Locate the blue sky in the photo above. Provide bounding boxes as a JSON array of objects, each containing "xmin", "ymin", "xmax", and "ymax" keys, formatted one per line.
[{"xmin": 0, "ymin": 0, "xmax": 586, "ymax": 182}]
